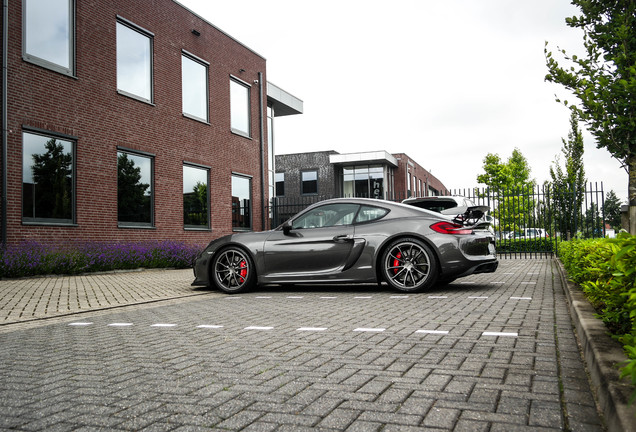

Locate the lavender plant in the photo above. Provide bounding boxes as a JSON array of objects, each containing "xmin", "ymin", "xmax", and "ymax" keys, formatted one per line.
[{"xmin": 0, "ymin": 241, "xmax": 202, "ymax": 278}]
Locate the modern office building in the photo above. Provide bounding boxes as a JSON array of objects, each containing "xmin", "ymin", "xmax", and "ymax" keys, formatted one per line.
[
  {"xmin": 0, "ymin": 0, "xmax": 302, "ymax": 246},
  {"xmin": 275, "ymin": 150, "xmax": 448, "ymax": 201}
]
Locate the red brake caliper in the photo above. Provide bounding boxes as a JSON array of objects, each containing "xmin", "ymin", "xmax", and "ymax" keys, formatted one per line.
[
  {"xmin": 393, "ymin": 252, "xmax": 402, "ymax": 275},
  {"xmin": 238, "ymin": 260, "xmax": 247, "ymax": 282}
]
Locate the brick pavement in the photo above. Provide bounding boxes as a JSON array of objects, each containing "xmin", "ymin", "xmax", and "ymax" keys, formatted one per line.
[
  {"xmin": 0, "ymin": 259, "xmax": 633, "ymax": 431},
  {"xmin": 0, "ymin": 268, "xmax": 201, "ymax": 324}
]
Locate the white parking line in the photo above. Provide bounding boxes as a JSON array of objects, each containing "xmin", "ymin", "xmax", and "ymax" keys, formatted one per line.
[
  {"xmin": 520, "ymin": 282, "xmax": 537, "ymax": 285},
  {"xmin": 355, "ymin": 296, "xmax": 373, "ymax": 299},
  {"xmin": 415, "ymin": 329, "xmax": 449, "ymax": 335},
  {"xmin": 108, "ymin": 323, "xmax": 133, "ymax": 327},
  {"xmin": 320, "ymin": 296, "xmax": 337, "ymax": 299},
  {"xmin": 353, "ymin": 328, "xmax": 385, "ymax": 332},
  {"xmin": 287, "ymin": 296, "xmax": 304, "ymax": 299},
  {"xmin": 297, "ymin": 327, "xmax": 328, "ymax": 331},
  {"xmin": 255, "ymin": 296, "xmax": 271, "ymax": 299},
  {"xmin": 151, "ymin": 324, "xmax": 176, "ymax": 327},
  {"xmin": 69, "ymin": 322, "xmax": 92, "ymax": 326},
  {"xmin": 482, "ymin": 331, "xmax": 518, "ymax": 337},
  {"xmin": 197, "ymin": 325, "xmax": 224, "ymax": 329},
  {"xmin": 244, "ymin": 326, "xmax": 274, "ymax": 331},
  {"xmin": 428, "ymin": 296, "xmax": 448, "ymax": 299},
  {"xmin": 468, "ymin": 296, "xmax": 488, "ymax": 299},
  {"xmin": 510, "ymin": 297, "xmax": 532, "ymax": 300},
  {"xmin": 390, "ymin": 295, "xmax": 409, "ymax": 299}
]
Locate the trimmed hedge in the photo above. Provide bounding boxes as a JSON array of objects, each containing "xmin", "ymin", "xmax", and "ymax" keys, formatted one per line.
[
  {"xmin": 558, "ymin": 233, "xmax": 636, "ymax": 390},
  {"xmin": 496, "ymin": 238, "xmax": 555, "ymax": 254}
]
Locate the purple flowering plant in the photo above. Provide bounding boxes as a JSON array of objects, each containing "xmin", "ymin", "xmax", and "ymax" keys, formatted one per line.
[{"xmin": 0, "ymin": 241, "xmax": 202, "ymax": 278}]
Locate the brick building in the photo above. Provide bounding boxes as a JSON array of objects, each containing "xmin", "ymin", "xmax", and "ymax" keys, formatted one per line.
[
  {"xmin": 275, "ymin": 150, "xmax": 448, "ymax": 201},
  {"xmin": 0, "ymin": 0, "xmax": 302, "ymax": 246}
]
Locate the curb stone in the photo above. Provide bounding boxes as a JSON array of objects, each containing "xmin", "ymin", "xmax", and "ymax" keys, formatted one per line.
[{"xmin": 556, "ymin": 258, "xmax": 636, "ymax": 432}]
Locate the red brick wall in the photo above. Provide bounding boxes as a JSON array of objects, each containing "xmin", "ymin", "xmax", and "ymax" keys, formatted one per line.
[
  {"xmin": 392, "ymin": 153, "xmax": 449, "ymax": 198},
  {"xmin": 3, "ymin": 0, "xmax": 268, "ymax": 247}
]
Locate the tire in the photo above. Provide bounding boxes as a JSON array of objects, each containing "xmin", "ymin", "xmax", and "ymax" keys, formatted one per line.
[
  {"xmin": 381, "ymin": 238, "xmax": 438, "ymax": 292},
  {"xmin": 211, "ymin": 247, "xmax": 255, "ymax": 293}
]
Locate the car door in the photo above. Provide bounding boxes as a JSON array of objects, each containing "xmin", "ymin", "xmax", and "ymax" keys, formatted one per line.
[{"xmin": 262, "ymin": 203, "xmax": 359, "ymax": 279}]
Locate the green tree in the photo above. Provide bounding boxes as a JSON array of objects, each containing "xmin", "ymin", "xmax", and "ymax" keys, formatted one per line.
[
  {"xmin": 604, "ymin": 189, "xmax": 623, "ymax": 231},
  {"xmin": 477, "ymin": 148, "xmax": 534, "ymax": 193},
  {"xmin": 549, "ymin": 111, "xmax": 587, "ymax": 239},
  {"xmin": 477, "ymin": 148, "xmax": 537, "ymax": 234},
  {"xmin": 30, "ymin": 138, "xmax": 72, "ymax": 219},
  {"xmin": 545, "ymin": 0, "xmax": 636, "ymax": 232},
  {"xmin": 583, "ymin": 202, "xmax": 603, "ymax": 238}
]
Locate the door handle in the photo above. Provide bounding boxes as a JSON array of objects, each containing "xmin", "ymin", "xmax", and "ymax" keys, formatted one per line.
[{"xmin": 333, "ymin": 234, "xmax": 353, "ymax": 243}]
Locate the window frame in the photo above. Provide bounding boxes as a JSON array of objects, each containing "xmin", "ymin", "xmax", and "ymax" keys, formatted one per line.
[
  {"xmin": 183, "ymin": 162, "xmax": 210, "ymax": 230},
  {"xmin": 21, "ymin": 128, "xmax": 76, "ymax": 226},
  {"xmin": 181, "ymin": 51, "xmax": 210, "ymax": 123},
  {"xmin": 231, "ymin": 173, "xmax": 252, "ymax": 231},
  {"xmin": 116, "ymin": 17, "xmax": 154, "ymax": 104},
  {"xmin": 301, "ymin": 169, "xmax": 319, "ymax": 196},
  {"xmin": 275, "ymin": 172, "xmax": 285, "ymax": 197},
  {"xmin": 22, "ymin": 0, "xmax": 75, "ymax": 76},
  {"xmin": 117, "ymin": 147, "xmax": 155, "ymax": 229},
  {"xmin": 230, "ymin": 77, "xmax": 251, "ymax": 137}
]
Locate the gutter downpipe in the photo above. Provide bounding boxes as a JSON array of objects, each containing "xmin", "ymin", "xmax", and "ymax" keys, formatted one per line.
[
  {"xmin": 1, "ymin": 0, "xmax": 8, "ymax": 247},
  {"xmin": 258, "ymin": 72, "xmax": 265, "ymax": 231}
]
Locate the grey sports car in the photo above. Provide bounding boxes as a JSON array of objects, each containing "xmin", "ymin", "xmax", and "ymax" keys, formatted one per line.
[{"xmin": 192, "ymin": 198, "xmax": 498, "ymax": 293}]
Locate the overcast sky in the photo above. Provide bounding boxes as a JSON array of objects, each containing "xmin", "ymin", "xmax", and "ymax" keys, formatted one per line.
[{"xmin": 179, "ymin": 0, "xmax": 628, "ymax": 201}]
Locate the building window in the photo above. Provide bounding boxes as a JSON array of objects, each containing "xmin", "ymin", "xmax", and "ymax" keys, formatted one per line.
[
  {"xmin": 117, "ymin": 19, "xmax": 153, "ymax": 102},
  {"xmin": 22, "ymin": 131, "xmax": 74, "ymax": 223},
  {"xmin": 232, "ymin": 174, "xmax": 251, "ymax": 230},
  {"xmin": 182, "ymin": 53, "xmax": 208, "ymax": 122},
  {"xmin": 230, "ymin": 79, "xmax": 250, "ymax": 136},
  {"xmin": 23, "ymin": 0, "xmax": 74, "ymax": 75},
  {"xmin": 275, "ymin": 172, "xmax": 285, "ymax": 196},
  {"xmin": 301, "ymin": 170, "xmax": 318, "ymax": 195},
  {"xmin": 342, "ymin": 165, "xmax": 384, "ymax": 198},
  {"xmin": 117, "ymin": 150, "xmax": 153, "ymax": 227},
  {"xmin": 183, "ymin": 164, "xmax": 209, "ymax": 229}
]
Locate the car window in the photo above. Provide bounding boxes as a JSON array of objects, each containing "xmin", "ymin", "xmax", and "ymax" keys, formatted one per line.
[
  {"xmin": 292, "ymin": 203, "xmax": 360, "ymax": 229},
  {"xmin": 355, "ymin": 205, "xmax": 389, "ymax": 223},
  {"xmin": 412, "ymin": 201, "xmax": 456, "ymax": 212}
]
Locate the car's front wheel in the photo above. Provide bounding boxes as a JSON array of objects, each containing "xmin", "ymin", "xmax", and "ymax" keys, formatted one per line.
[
  {"xmin": 211, "ymin": 247, "xmax": 255, "ymax": 293},
  {"xmin": 381, "ymin": 238, "xmax": 438, "ymax": 292}
]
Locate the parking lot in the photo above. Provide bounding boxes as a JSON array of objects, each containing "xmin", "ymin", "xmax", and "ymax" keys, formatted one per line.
[{"xmin": 0, "ymin": 259, "xmax": 607, "ymax": 431}]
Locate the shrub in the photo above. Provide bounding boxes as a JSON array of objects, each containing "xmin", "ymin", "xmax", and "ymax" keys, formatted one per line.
[
  {"xmin": 0, "ymin": 241, "xmax": 202, "ymax": 279},
  {"xmin": 558, "ymin": 233, "xmax": 636, "ymax": 391},
  {"xmin": 496, "ymin": 238, "xmax": 555, "ymax": 254}
]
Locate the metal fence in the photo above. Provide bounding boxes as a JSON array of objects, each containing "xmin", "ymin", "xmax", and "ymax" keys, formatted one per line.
[{"xmin": 265, "ymin": 182, "xmax": 608, "ymax": 259}]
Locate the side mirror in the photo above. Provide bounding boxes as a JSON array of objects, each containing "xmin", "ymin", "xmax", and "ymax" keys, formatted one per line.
[{"xmin": 282, "ymin": 220, "xmax": 293, "ymax": 235}]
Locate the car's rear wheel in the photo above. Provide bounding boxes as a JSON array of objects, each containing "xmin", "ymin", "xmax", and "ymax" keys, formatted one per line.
[
  {"xmin": 382, "ymin": 238, "xmax": 438, "ymax": 292},
  {"xmin": 211, "ymin": 247, "xmax": 255, "ymax": 293}
]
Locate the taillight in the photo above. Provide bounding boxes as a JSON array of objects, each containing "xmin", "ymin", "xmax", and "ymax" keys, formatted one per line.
[{"xmin": 430, "ymin": 221, "xmax": 473, "ymax": 235}]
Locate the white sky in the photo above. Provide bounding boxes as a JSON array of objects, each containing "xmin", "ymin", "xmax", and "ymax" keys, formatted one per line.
[{"xmin": 179, "ymin": 0, "xmax": 628, "ymax": 201}]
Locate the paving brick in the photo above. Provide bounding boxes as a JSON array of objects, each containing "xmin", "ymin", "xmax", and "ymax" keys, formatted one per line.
[{"xmin": 0, "ymin": 260, "xmax": 608, "ymax": 431}]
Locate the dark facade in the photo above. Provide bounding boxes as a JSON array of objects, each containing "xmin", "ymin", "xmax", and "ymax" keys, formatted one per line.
[
  {"xmin": 274, "ymin": 151, "xmax": 339, "ymax": 198},
  {"xmin": 1, "ymin": 0, "xmax": 301, "ymax": 246},
  {"xmin": 275, "ymin": 151, "xmax": 448, "ymax": 202}
]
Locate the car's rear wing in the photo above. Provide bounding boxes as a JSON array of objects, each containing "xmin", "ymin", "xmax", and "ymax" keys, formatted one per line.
[{"xmin": 446, "ymin": 205, "xmax": 491, "ymax": 227}]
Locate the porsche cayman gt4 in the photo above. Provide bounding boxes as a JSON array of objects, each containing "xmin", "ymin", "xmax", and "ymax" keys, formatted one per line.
[{"xmin": 192, "ymin": 198, "xmax": 498, "ymax": 293}]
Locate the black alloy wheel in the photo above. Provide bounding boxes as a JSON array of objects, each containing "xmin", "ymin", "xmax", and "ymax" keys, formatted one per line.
[
  {"xmin": 211, "ymin": 247, "xmax": 255, "ymax": 293},
  {"xmin": 382, "ymin": 238, "xmax": 438, "ymax": 292}
]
